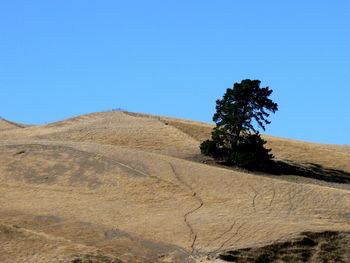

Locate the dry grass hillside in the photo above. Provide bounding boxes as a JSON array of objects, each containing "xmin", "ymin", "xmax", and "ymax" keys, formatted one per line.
[
  {"xmin": 0, "ymin": 111, "xmax": 349, "ymax": 263},
  {"xmin": 0, "ymin": 118, "xmax": 31, "ymax": 131}
]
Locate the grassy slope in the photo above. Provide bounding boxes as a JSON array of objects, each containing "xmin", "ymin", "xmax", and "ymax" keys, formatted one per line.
[
  {"xmin": 0, "ymin": 111, "xmax": 349, "ymax": 263},
  {"xmin": 0, "ymin": 118, "xmax": 32, "ymax": 130}
]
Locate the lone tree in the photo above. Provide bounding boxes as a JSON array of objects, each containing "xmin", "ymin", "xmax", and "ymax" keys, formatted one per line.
[{"xmin": 200, "ymin": 79, "xmax": 278, "ymax": 170}]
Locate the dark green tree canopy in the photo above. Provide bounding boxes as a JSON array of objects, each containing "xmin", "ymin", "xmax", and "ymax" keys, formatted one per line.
[
  {"xmin": 213, "ymin": 79, "xmax": 278, "ymax": 134},
  {"xmin": 200, "ymin": 79, "xmax": 278, "ymax": 170}
]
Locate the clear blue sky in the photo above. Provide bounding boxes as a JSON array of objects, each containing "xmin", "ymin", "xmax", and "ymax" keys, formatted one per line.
[{"xmin": 1, "ymin": 1, "xmax": 349, "ymax": 144}]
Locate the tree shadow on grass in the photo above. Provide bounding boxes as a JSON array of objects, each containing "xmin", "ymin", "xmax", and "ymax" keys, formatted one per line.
[
  {"xmin": 189, "ymin": 154, "xmax": 350, "ymax": 185},
  {"xmin": 261, "ymin": 160, "xmax": 350, "ymax": 184}
]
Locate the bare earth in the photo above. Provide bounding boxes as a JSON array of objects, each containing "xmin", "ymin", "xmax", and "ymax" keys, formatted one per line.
[{"xmin": 0, "ymin": 111, "xmax": 349, "ymax": 263}]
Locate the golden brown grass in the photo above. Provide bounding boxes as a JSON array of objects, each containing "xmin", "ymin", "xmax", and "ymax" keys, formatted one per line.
[
  {"xmin": 0, "ymin": 118, "xmax": 31, "ymax": 131},
  {"xmin": 0, "ymin": 111, "xmax": 349, "ymax": 263}
]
